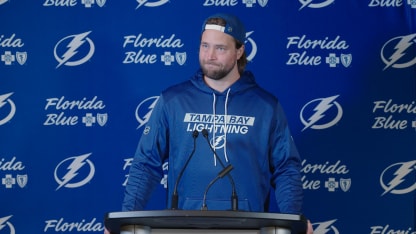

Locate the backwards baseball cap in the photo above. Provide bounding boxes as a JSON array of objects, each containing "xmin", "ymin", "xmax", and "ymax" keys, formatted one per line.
[{"xmin": 202, "ymin": 13, "xmax": 246, "ymax": 43}]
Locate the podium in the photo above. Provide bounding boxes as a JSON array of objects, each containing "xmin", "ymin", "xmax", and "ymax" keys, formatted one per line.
[{"xmin": 104, "ymin": 210, "xmax": 307, "ymax": 234}]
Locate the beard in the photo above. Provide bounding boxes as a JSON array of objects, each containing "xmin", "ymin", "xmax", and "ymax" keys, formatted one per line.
[{"xmin": 200, "ymin": 60, "xmax": 235, "ymax": 81}]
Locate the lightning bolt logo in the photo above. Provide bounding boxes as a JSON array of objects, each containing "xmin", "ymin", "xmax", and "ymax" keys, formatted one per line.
[
  {"xmin": 0, "ymin": 92, "xmax": 16, "ymax": 126},
  {"xmin": 136, "ymin": 0, "xmax": 169, "ymax": 9},
  {"xmin": 313, "ymin": 219, "xmax": 339, "ymax": 234},
  {"xmin": 298, "ymin": 0, "xmax": 335, "ymax": 10},
  {"xmin": 381, "ymin": 33, "xmax": 416, "ymax": 70},
  {"xmin": 0, "ymin": 215, "xmax": 15, "ymax": 233},
  {"xmin": 245, "ymin": 31, "xmax": 257, "ymax": 62},
  {"xmin": 54, "ymin": 153, "xmax": 95, "ymax": 190},
  {"xmin": 300, "ymin": 95, "xmax": 343, "ymax": 131},
  {"xmin": 211, "ymin": 135, "xmax": 226, "ymax": 150},
  {"xmin": 54, "ymin": 31, "xmax": 95, "ymax": 68},
  {"xmin": 136, "ymin": 96, "xmax": 159, "ymax": 129},
  {"xmin": 299, "ymin": 0, "xmax": 314, "ymax": 10},
  {"xmin": 380, "ymin": 160, "xmax": 416, "ymax": 196},
  {"xmin": 0, "ymin": 92, "xmax": 14, "ymax": 108},
  {"xmin": 136, "ymin": 0, "xmax": 148, "ymax": 9}
]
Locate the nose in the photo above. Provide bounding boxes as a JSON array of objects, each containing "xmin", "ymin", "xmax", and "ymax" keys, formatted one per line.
[{"xmin": 206, "ymin": 48, "xmax": 216, "ymax": 60}]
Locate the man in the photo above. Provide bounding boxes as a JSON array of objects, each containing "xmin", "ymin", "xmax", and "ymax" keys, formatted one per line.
[{"xmin": 118, "ymin": 13, "xmax": 312, "ymax": 233}]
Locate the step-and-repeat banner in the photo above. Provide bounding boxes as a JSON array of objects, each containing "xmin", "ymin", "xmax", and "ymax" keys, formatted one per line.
[{"xmin": 1, "ymin": 1, "xmax": 415, "ymax": 233}]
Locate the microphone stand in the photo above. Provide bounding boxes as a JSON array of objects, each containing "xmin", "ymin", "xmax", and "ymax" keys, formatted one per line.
[
  {"xmin": 201, "ymin": 129, "xmax": 239, "ymax": 211},
  {"xmin": 170, "ymin": 130, "xmax": 199, "ymax": 209},
  {"xmin": 201, "ymin": 165, "xmax": 234, "ymax": 210}
]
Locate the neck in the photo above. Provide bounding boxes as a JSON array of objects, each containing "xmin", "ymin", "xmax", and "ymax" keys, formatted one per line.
[{"xmin": 204, "ymin": 70, "xmax": 240, "ymax": 93}]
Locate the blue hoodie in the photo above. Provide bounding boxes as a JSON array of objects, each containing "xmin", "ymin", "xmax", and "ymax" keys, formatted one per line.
[{"xmin": 122, "ymin": 69, "xmax": 303, "ymax": 214}]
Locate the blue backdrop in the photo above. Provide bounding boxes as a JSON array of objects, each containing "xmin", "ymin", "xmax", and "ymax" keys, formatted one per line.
[{"xmin": 1, "ymin": 1, "xmax": 415, "ymax": 233}]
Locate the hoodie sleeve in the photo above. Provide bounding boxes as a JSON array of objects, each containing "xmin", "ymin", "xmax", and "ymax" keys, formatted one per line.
[
  {"xmin": 270, "ymin": 102, "xmax": 303, "ymax": 214},
  {"xmin": 122, "ymin": 95, "xmax": 168, "ymax": 211}
]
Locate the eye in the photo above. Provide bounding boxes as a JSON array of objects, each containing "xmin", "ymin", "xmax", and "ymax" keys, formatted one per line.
[{"xmin": 217, "ymin": 46, "xmax": 226, "ymax": 52}]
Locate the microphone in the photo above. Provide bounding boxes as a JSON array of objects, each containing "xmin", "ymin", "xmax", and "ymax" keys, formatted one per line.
[
  {"xmin": 201, "ymin": 129, "xmax": 238, "ymax": 211},
  {"xmin": 170, "ymin": 130, "xmax": 199, "ymax": 210},
  {"xmin": 201, "ymin": 164, "xmax": 233, "ymax": 210}
]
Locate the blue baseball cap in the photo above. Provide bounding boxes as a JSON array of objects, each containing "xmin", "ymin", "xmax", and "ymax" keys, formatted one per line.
[{"xmin": 202, "ymin": 13, "xmax": 246, "ymax": 43}]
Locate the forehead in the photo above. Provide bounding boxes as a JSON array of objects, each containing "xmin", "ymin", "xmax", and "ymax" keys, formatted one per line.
[{"xmin": 201, "ymin": 29, "xmax": 235, "ymax": 46}]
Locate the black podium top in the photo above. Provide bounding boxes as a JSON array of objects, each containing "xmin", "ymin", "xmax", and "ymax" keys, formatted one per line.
[{"xmin": 105, "ymin": 210, "xmax": 307, "ymax": 234}]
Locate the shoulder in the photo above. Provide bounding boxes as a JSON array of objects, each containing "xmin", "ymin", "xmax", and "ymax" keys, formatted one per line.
[
  {"xmin": 161, "ymin": 80, "xmax": 193, "ymax": 99},
  {"xmin": 250, "ymin": 85, "xmax": 280, "ymax": 108}
]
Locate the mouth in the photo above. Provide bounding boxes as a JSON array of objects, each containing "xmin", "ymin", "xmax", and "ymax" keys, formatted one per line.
[{"xmin": 204, "ymin": 63, "xmax": 219, "ymax": 68}]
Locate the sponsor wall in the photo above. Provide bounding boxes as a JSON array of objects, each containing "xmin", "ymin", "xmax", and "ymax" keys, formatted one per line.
[{"xmin": 1, "ymin": 0, "xmax": 415, "ymax": 233}]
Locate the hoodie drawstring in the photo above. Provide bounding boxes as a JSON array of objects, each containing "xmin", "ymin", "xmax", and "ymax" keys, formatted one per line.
[
  {"xmin": 211, "ymin": 89, "xmax": 231, "ymax": 166},
  {"xmin": 223, "ymin": 89, "xmax": 230, "ymax": 163},
  {"xmin": 212, "ymin": 93, "xmax": 217, "ymax": 166}
]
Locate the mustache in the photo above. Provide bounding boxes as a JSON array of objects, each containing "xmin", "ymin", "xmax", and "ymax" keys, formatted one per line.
[{"xmin": 203, "ymin": 61, "xmax": 220, "ymax": 66}]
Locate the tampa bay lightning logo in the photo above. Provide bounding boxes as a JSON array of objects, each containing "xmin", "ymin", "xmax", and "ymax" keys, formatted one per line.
[
  {"xmin": 381, "ymin": 33, "xmax": 416, "ymax": 70},
  {"xmin": 54, "ymin": 153, "xmax": 95, "ymax": 190},
  {"xmin": 0, "ymin": 92, "xmax": 16, "ymax": 126},
  {"xmin": 380, "ymin": 160, "xmax": 416, "ymax": 196},
  {"xmin": 299, "ymin": 0, "xmax": 335, "ymax": 10},
  {"xmin": 0, "ymin": 215, "xmax": 15, "ymax": 234},
  {"xmin": 54, "ymin": 31, "xmax": 95, "ymax": 68},
  {"xmin": 136, "ymin": 0, "xmax": 169, "ymax": 9},
  {"xmin": 135, "ymin": 96, "xmax": 159, "ymax": 129},
  {"xmin": 210, "ymin": 135, "xmax": 226, "ymax": 150},
  {"xmin": 312, "ymin": 219, "xmax": 339, "ymax": 234},
  {"xmin": 245, "ymin": 31, "xmax": 257, "ymax": 62},
  {"xmin": 300, "ymin": 95, "xmax": 343, "ymax": 131}
]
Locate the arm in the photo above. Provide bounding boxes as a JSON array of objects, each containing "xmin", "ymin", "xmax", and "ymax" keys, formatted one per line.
[
  {"xmin": 270, "ymin": 102, "xmax": 303, "ymax": 214},
  {"xmin": 122, "ymin": 95, "xmax": 169, "ymax": 211}
]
